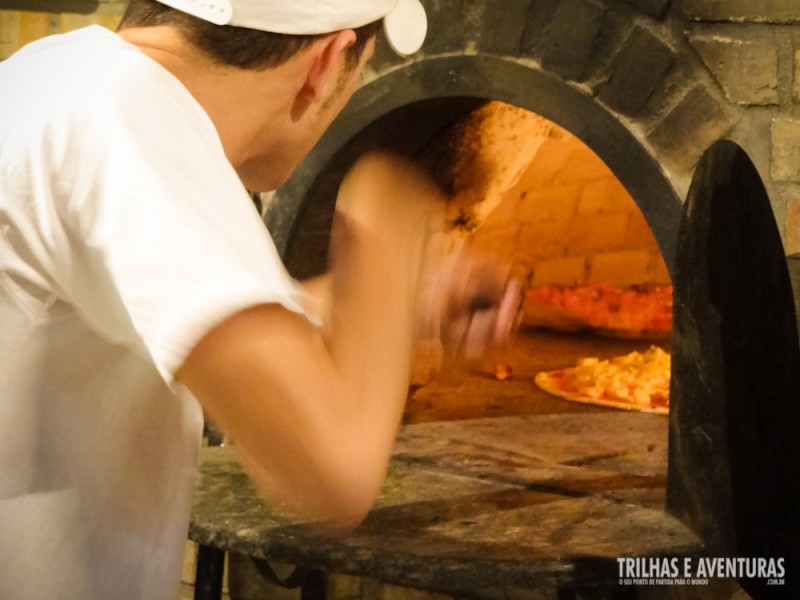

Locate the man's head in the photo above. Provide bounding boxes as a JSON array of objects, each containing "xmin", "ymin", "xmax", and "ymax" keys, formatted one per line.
[
  {"xmin": 121, "ymin": 0, "xmax": 426, "ymax": 70},
  {"xmin": 118, "ymin": 0, "xmax": 426, "ymax": 191}
]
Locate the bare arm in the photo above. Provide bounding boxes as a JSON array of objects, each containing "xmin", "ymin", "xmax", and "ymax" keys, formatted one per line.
[{"xmin": 177, "ymin": 154, "xmax": 439, "ymax": 530}]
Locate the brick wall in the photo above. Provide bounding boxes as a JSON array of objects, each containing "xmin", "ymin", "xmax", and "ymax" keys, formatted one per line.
[
  {"xmin": 679, "ymin": 0, "xmax": 800, "ymax": 254},
  {"xmin": 0, "ymin": 0, "xmax": 125, "ymax": 59}
]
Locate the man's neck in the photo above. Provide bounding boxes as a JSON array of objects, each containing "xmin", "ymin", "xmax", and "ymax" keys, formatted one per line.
[{"xmin": 117, "ymin": 26, "xmax": 303, "ymax": 176}]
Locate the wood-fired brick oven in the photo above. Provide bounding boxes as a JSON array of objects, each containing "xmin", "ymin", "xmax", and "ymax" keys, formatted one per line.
[{"xmin": 254, "ymin": 2, "xmax": 800, "ymax": 597}]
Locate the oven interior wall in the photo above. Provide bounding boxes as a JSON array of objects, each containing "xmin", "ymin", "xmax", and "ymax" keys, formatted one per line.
[{"xmin": 459, "ymin": 103, "xmax": 671, "ymax": 291}]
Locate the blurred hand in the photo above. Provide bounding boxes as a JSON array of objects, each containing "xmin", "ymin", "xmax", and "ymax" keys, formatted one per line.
[{"xmin": 421, "ymin": 248, "xmax": 523, "ymax": 360}]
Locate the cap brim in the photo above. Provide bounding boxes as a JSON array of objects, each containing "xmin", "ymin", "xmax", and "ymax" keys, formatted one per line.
[{"xmin": 383, "ymin": 0, "xmax": 427, "ymax": 56}]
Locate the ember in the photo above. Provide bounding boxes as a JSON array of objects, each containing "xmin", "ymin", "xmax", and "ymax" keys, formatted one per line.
[{"xmin": 492, "ymin": 364, "xmax": 513, "ymax": 380}]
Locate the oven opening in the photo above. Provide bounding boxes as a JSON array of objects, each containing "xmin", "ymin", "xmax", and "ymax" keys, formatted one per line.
[
  {"xmin": 404, "ymin": 100, "xmax": 672, "ymax": 424},
  {"xmin": 278, "ymin": 98, "xmax": 673, "ymax": 426}
]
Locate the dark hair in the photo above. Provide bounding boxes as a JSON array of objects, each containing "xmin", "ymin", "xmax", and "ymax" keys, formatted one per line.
[{"xmin": 119, "ymin": 0, "xmax": 381, "ymax": 71}]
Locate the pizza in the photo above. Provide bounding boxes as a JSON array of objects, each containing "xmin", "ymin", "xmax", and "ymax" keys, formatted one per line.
[
  {"xmin": 523, "ymin": 284, "xmax": 673, "ymax": 339},
  {"xmin": 534, "ymin": 346, "xmax": 670, "ymax": 414}
]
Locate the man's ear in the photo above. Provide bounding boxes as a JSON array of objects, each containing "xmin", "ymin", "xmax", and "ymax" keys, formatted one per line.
[{"xmin": 302, "ymin": 29, "xmax": 357, "ymax": 103}]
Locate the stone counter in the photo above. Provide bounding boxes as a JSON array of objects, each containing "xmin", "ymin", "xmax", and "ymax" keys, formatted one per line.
[{"xmin": 190, "ymin": 413, "xmax": 702, "ymax": 597}]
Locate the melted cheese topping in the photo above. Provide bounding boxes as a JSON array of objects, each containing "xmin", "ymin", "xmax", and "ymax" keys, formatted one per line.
[{"xmin": 571, "ymin": 346, "xmax": 670, "ymax": 406}]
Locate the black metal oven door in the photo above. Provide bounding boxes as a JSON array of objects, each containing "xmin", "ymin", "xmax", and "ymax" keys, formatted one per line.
[{"xmin": 667, "ymin": 139, "xmax": 800, "ymax": 597}]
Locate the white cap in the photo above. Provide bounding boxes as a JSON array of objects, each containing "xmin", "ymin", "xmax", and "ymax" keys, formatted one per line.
[{"xmin": 156, "ymin": 0, "xmax": 427, "ymax": 56}]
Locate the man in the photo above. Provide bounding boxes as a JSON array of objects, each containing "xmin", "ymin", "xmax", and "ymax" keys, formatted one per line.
[{"xmin": 0, "ymin": 1, "xmax": 516, "ymax": 598}]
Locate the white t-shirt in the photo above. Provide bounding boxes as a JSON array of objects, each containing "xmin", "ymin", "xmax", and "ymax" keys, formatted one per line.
[{"xmin": 0, "ymin": 26, "xmax": 308, "ymax": 599}]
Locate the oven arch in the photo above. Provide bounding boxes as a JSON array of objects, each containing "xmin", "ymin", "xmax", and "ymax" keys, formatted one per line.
[{"xmin": 266, "ymin": 54, "xmax": 683, "ymax": 280}]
